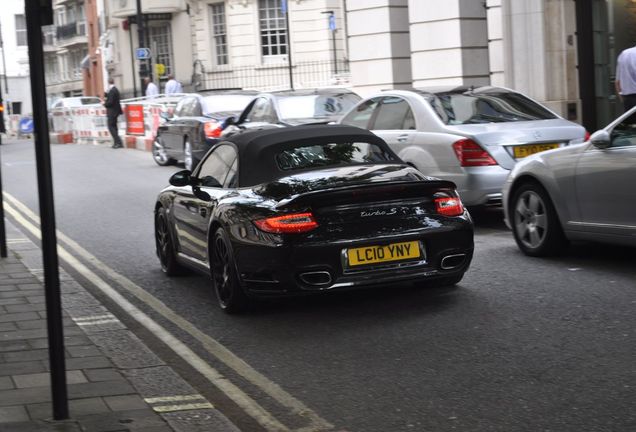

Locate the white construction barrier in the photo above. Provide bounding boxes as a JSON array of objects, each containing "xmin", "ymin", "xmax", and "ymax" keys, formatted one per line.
[{"xmin": 47, "ymin": 94, "xmax": 184, "ymax": 149}]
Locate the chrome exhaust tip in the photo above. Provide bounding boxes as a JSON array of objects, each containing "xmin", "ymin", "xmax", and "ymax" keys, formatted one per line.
[
  {"xmin": 299, "ymin": 271, "xmax": 332, "ymax": 287},
  {"xmin": 440, "ymin": 253, "xmax": 466, "ymax": 270}
]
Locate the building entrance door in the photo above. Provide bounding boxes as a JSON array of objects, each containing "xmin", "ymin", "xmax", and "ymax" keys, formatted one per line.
[{"xmin": 577, "ymin": 0, "xmax": 636, "ymax": 131}]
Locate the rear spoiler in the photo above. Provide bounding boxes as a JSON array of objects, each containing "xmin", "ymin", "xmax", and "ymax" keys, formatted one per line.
[{"xmin": 276, "ymin": 179, "xmax": 457, "ymax": 209}]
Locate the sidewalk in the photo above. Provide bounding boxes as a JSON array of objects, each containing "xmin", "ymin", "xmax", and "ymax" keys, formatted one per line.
[{"xmin": 0, "ymin": 220, "xmax": 240, "ymax": 432}]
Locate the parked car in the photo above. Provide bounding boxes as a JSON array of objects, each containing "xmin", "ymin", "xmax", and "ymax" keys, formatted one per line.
[
  {"xmin": 221, "ymin": 88, "xmax": 361, "ymax": 136},
  {"xmin": 50, "ymin": 96, "xmax": 101, "ymax": 109},
  {"xmin": 152, "ymin": 90, "xmax": 258, "ymax": 171},
  {"xmin": 339, "ymin": 86, "xmax": 587, "ymax": 207},
  {"xmin": 154, "ymin": 125, "xmax": 474, "ymax": 312},
  {"xmin": 502, "ymin": 107, "xmax": 636, "ymax": 256}
]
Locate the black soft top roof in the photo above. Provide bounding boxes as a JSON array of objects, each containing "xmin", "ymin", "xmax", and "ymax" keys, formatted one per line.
[{"xmin": 219, "ymin": 125, "xmax": 399, "ymax": 187}]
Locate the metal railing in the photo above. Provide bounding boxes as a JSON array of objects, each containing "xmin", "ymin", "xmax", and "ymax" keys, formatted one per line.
[
  {"xmin": 195, "ymin": 59, "xmax": 351, "ymax": 92},
  {"xmin": 56, "ymin": 22, "xmax": 86, "ymax": 40}
]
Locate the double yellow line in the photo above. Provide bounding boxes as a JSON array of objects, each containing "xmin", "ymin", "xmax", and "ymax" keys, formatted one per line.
[{"xmin": 2, "ymin": 191, "xmax": 333, "ymax": 432}]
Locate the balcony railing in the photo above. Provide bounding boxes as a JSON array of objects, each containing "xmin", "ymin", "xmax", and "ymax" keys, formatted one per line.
[{"xmin": 56, "ymin": 22, "xmax": 86, "ymax": 40}]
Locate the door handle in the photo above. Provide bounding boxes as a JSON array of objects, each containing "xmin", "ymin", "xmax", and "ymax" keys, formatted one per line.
[{"xmin": 397, "ymin": 135, "xmax": 409, "ymax": 143}]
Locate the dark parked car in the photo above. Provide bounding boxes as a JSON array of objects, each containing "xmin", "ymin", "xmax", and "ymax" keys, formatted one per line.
[
  {"xmin": 221, "ymin": 88, "xmax": 361, "ymax": 136},
  {"xmin": 154, "ymin": 125, "xmax": 474, "ymax": 312},
  {"xmin": 152, "ymin": 90, "xmax": 257, "ymax": 170}
]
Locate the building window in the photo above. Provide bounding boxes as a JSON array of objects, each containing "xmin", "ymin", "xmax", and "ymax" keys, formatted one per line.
[
  {"xmin": 77, "ymin": 3, "xmax": 86, "ymax": 36},
  {"xmin": 258, "ymin": 0, "xmax": 287, "ymax": 59},
  {"xmin": 148, "ymin": 22, "xmax": 173, "ymax": 77},
  {"xmin": 15, "ymin": 15, "xmax": 27, "ymax": 46},
  {"xmin": 210, "ymin": 3, "xmax": 228, "ymax": 65}
]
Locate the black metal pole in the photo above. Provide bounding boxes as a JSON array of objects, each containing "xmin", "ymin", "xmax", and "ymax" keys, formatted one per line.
[
  {"xmin": 322, "ymin": 11, "xmax": 337, "ymax": 77},
  {"xmin": 128, "ymin": 23, "xmax": 138, "ymax": 97},
  {"xmin": 24, "ymin": 0, "xmax": 68, "ymax": 420},
  {"xmin": 332, "ymin": 30, "xmax": 337, "ymax": 75},
  {"xmin": 0, "ymin": 21, "xmax": 11, "ymax": 114},
  {"xmin": 284, "ymin": 4, "xmax": 294, "ymax": 90},
  {"xmin": 136, "ymin": 0, "xmax": 146, "ymax": 94},
  {"xmin": 0, "ymin": 85, "xmax": 6, "ymax": 258},
  {"xmin": 144, "ymin": 13, "xmax": 152, "ymax": 82}
]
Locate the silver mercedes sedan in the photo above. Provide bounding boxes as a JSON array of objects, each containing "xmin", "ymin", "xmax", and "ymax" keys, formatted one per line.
[
  {"xmin": 339, "ymin": 86, "xmax": 586, "ymax": 206},
  {"xmin": 502, "ymin": 107, "xmax": 636, "ymax": 256}
]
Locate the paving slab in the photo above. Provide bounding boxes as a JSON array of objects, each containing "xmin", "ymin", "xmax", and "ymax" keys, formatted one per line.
[
  {"xmin": 13, "ymin": 371, "xmax": 87, "ymax": 388},
  {"xmin": 0, "ymin": 219, "xmax": 240, "ymax": 431}
]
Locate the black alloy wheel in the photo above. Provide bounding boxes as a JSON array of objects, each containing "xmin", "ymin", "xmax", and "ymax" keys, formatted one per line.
[
  {"xmin": 511, "ymin": 182, "xmax": 567, "ymax": 256},
  {"xmin": 152, "ymin": 136, "xmax": 175, "ymax": 166},
  {"xmin": 155, "ymin": 207, "xmax": 185, "ymax": 276},
  {"xmin": 211, "ymin": 228, "xmax": 250, "ymax": 313}
]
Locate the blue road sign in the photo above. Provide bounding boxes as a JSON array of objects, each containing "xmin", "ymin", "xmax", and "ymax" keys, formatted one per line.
[
  {"xmin": 19, "ymin": 117, "xmax": 34, "ymax": 134},
  {"xmin": 135, "ymin": 47, "xmax": 151, "ymax": 60},
  {"xmin": 329, "ymin": 13, "xmax": 336, "ymax": 31}
]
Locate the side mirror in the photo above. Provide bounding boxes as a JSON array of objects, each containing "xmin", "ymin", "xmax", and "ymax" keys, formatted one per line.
[
  {"xmin": 590, "ymin": 130, "xmax": 610, "ymax": 149},
  {"xmin": 169, "ymin": 170, "xmax": 192, "ymax": 187},
  {"xmin": 222, "ymin": 116, "xmax": 236, "ymax": 128},
  {"xmin": 160, "ymin": 111, "xmax": 172, "ymax": 121},
  {"xmin": 193, "ymin": 187, "xmax": 212, "ymax": 202}
]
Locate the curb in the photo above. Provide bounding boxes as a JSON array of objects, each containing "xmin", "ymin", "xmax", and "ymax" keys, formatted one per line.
[{"xmin": 2, "ymin": 220, "xmax": 241, "ymax": 432}]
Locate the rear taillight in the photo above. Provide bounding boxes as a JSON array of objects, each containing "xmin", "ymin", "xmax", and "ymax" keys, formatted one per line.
[
  {"xmin": 584, "ymin": 130, "xmax": 590, "ymax": 141},
  {"xmin": 204, "ymin": 121, "xmax": 222, "ymax": 139},
  {"xmin": 254, "ymin": 212, "xmax": 319, "ymax": 234},
  {"xmin": 435, "ymin": 196, "xmax": 464, "ymax": 217},
  {"xmin": 452, "ymin": 139, "xmax": 497, "ymax": 167}
]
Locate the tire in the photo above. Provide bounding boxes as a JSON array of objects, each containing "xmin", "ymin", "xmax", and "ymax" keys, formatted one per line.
[
  {"xmin": 211, "ymin": 228, "xmax": 250, "ymax": 313},
  {"xmin": 183, "ymin": 139, "xmax": 199, "ymax": 172},
  {"xmin": 510, "ymin": 182, "xmax": 567, "ymax": 257},
  {"xmin": 155, "ymin": 207, "xmax": 186, "ymax": 276},
  {"xmin": 152, "ymin": 136, "xmax": 175, "ymax": 166}
]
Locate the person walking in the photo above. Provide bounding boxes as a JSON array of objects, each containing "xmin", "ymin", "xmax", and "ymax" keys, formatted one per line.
[
  {"xmin": 144, "ymin": 76, "xmax": 159, "ymax": 97},
  {"xmin": 103, "ymin": 77, "xmax": 124, "ymax": 148},
  {"xmin": 615, "ymin": 44, "xmax": 636, "ymax": 112},
  {"xmin": 164, "ymin": 74, "xmax": 183, "ymax": 94}
]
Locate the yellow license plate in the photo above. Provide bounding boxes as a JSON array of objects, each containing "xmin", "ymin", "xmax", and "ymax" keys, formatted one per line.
[
  {"xmin": 347, "ymin": 241, "xmax": 420, "ymax": 267},
  {"xmin": 513, "ymin": 143, "xmax": 559, "ymax": 159}
]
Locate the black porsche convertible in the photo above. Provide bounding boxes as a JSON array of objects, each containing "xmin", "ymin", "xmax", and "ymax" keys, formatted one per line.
[{"xmin": 154, "ymin": 125, "xmax": 474, "ymax": 312}]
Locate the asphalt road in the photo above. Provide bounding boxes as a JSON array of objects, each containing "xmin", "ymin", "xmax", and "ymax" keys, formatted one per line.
[{"xmin": 1, "ymin": 138, "xmax": 635, "ymax": 432}]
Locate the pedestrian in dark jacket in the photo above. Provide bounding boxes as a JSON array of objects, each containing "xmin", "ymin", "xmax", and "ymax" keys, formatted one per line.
[{"xmin": 103, "ymin": 77, "xmax": 124, "ymax": 148}]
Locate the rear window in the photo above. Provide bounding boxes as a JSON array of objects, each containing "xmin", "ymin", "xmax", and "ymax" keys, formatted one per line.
[
  {"xmin": 276, "ymin": 142, "xmax": 397, "ymax": 171},
  {"xmin": 277, "ymin": 93, "xmax": 361, "ymax": 121},
  {"xmin": 428, "ymin": 91, "xmax": 557, "ymax": 125},
  {"xmin": 202, "ymin": 95, "xmax": 255, "ymax": 114}
]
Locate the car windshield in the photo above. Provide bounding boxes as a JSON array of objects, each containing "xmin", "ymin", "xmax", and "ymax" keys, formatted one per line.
[
  {"xmin": 276, "ymin": 142, "xmax": 397, "ymax": 171},
  {"xmin": 427, "ymin": 90, "xmax": 557, "ymax": 125},
  {"xmin": 277, "ymin": 93, "xmax": 360, "ymax": 120},
  {"xmin": 202, "ymin": 95, "xmax": 255, "ymax": 114}
]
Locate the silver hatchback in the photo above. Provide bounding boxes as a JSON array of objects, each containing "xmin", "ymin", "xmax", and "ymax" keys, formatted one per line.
[
  {"xmin": 339, "ymin": 86, "xmax": 586, "ymax": 206},
  {"xmin": 502, "ymin": 107, "xmax": 636, "ymax": 256}
]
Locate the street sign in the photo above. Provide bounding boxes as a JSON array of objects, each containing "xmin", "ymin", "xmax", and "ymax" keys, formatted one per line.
[
  {"xmin": 329, "ymin": 13, "xmax": 336, "ymax": 31},
  {"xmin": 135, "ymin": 47, "xmax": 151, "ymax": 60},
  {"xmin": 19, "ymin": 117, "xmax": 34, "ymax": 135}
]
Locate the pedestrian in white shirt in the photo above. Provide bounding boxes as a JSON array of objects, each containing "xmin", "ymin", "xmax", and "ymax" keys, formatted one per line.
[
  {"xmin": 165, "ymin": 74, "xmax": 182, "ymax": 94},
  {"xmin": 144, "ymin": 76, "xmax": 159, "ymax": 97},
  {"xmin": 615, "ymin": 44, "xmax": 636, "ymax": 112}
]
